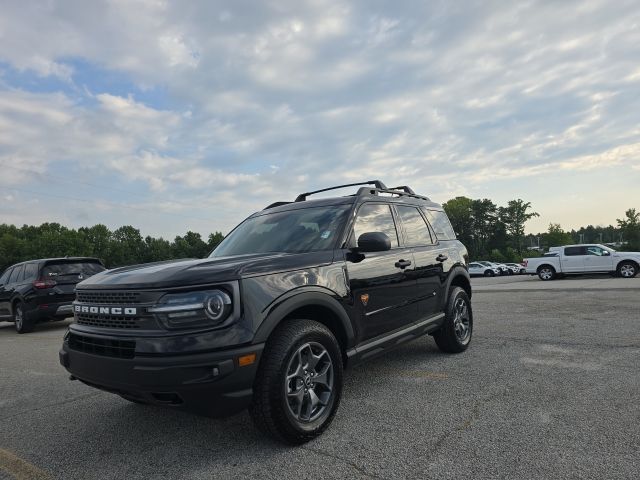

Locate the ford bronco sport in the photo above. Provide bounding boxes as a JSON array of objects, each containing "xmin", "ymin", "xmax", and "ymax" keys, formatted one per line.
[{"xmin": 60, "ymin": 181, "xmax": 472, "ymax": 444}]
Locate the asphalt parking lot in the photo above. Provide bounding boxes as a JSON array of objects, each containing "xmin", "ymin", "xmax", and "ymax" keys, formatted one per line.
[{"xmin": 1, "ymin": 276, "xmax": 639, "ymax": 479}]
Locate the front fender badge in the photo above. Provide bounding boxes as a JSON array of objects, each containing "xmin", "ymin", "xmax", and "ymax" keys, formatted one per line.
[{"xmin": 360, "ymin": 294, "xmax": 369, "ymax": 306}]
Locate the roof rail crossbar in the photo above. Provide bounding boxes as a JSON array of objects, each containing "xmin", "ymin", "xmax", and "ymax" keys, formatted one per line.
[
  {"xmin": 388, "ymin": 186, "xmax": 416, "ymax": 195},
  {"xmin": 357, "ymin": 186, "xmax": 429, "ymax": 201},
  {"xmin": 295, "ymin": 180, "xmax": 388, "ymax": 202}
]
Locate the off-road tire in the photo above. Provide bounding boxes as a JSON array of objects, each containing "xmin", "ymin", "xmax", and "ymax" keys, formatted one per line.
[
  {"xmin": 617, "ymin": 261, "xmax": 638, "ymax": 278},
  {"xmin": 249, "ymin": 319, "xmax": 343, "ymax": 445},
  {"xmin": 537, "ymin": 265, "xmax": 556, "ymax": 281},
  {"xmin": 13, "ymin": 302, "xmax": 35, "ymax": 334},
  {"xmin": 433, "ymin": 287, "xmax": 473, "ymax": 353}
]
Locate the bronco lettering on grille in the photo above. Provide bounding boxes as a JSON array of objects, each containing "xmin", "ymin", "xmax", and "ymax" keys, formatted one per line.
[{"xmin": 74, "ymin": 305, "xmax": 138, "ymax": 315}]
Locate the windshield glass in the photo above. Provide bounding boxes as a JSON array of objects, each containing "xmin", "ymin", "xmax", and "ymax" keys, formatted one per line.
[{"xmin": 211, "ymin": 205, "xmax": 351, "ymax": 257}]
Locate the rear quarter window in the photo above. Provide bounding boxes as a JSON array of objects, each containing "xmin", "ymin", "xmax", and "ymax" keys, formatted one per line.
[
  {"xmin": 23, "ymin": 263, "xmax": 38, "ymax": 280},
  {"xmin": 423, "ymin": 209, "xmax": 457, "ymax": 241}
]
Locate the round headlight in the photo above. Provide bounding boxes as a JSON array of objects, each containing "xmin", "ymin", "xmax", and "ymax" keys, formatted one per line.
[{"xmin": 204, "ymin": 291, "xmax": 232, "ymax": 321}]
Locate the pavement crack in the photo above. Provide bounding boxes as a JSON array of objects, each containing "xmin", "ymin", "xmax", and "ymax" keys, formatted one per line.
[{"xmin": 302, "ymin": 446, "xmax": 388, "ymax": 479}]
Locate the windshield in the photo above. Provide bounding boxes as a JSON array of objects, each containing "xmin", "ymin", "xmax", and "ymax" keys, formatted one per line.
[{"xmin": 211, "ymin": 205, "xmax": 351, "ymax": 257}]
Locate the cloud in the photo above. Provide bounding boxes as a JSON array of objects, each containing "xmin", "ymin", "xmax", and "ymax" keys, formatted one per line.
[{"xmin": 0, "ymin": 0, "xmax": 639, "ymax": 236}]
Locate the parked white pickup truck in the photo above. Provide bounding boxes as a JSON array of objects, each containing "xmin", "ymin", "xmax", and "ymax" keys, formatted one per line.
[{"xmin": 524, "ymin": 244, "xmax": 640, "ymax": 280}]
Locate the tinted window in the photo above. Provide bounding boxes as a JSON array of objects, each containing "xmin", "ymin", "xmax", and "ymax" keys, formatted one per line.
[
  {"xmin": 0, "ymin": 268, "xmax": 13, "ymax": 285},
  {"xmin": 423, "ymin": 209, "xmax": 456, "ymax": 240},
  {"xmin": 9, "ymin": 265, "xmax": 24, "ymax": 284},
  {"xmin": 42, "ymin": 261, "xmax": 105, "ymax": 278},
  {"xmin": 352, "ymin": 203, "xmax": 399, "ymax": 248},
  {"xmin": 23, "ymin": 263, "xmax": 38, "ymax": 280},
  {"xmin": 212, "ymin": 205, "xmax": 350, "ymax": 257},
  {"xmin": 564, "ymin": 247, "xmax": 586, "ymax": 256},
  {"xmin": 396, "ymin": 206, "xmax": 433, "ymax": 246}
]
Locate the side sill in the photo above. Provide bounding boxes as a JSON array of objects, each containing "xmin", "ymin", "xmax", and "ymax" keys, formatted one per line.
[{"xmin": 346, "ymin": 312, "xmax": 445, "ymax": 366}]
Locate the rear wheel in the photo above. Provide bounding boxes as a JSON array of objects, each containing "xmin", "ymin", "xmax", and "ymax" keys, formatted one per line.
[
  {"xmin": 617, "ymin": 261, "xmax": 638, "ymax": 278},
  {"xmin": 537, "ymin": 266, "xmax": 556, "ymax": 281},
  {"xmin": 13, "ymin": 302, "xmax": 35, "ymax": 334},
  {"xmin": 250, "ymin": 319, "xmax": 343, "ymax": 444},
  {"xmin": 433, "ymin": 287, "xmax": 472, "ymax": 353}
]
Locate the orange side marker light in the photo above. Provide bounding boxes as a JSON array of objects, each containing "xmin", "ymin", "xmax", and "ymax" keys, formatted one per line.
[{"xmin": 238, "ymin": 353, "xmax": 256, "ymax": 367}]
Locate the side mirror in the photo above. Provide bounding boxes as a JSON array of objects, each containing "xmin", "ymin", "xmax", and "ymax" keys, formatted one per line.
[
  {"xmin": 357, "ymin": 232, "xmax": 391, "ymax": 253},
  {"xmin": 603, "ymin": 251, "xmax": 610, "ymax": 256}
]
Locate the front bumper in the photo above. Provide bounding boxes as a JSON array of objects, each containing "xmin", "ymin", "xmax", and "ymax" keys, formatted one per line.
[{"xmin": 60, "ymin": 334, "xmax": 264, "ymax": 417}]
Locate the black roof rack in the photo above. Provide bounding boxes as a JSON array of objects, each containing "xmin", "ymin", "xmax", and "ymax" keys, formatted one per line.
[
  {"xmin": 295, "ymin": 180, "xmax": 388, "ymax": 202},
  {"xmin": 262, "ymin": 181, "xmax": 429, "ymax": 210}
]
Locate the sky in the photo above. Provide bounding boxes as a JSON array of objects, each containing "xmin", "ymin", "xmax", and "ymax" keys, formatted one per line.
[{"xmin": 1, "ymin": 0, "xmax": 639, "ymax": 239}]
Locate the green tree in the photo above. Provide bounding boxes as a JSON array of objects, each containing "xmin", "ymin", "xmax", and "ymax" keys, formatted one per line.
[
  {"xmin": 443, "ymin": 197, "xmax": 474, "ymax": 255},
  {"xmin": 499, "ymin": 200, "xmax": 539, "ymax": 254},
  {"xmin": 617, "ymin": 208, "xmax": 640, "ymax": 250},
  {"xmin": 544, "ymin": 223, "xmax": 573, "ymax": 248}
]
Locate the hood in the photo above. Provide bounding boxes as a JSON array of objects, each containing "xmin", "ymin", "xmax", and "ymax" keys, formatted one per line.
[{"xmin": 77, "ymin": 251, "xmax": 335, "ymax": 290}]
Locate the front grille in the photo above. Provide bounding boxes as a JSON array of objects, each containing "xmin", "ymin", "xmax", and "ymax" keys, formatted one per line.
[
  {"xmin": 68, "ymin": 333, "xmax": 135, "ymax": 359},
  {"xmin": 76, "ymin": 290, "xmax": 142, "ymax": 305},
  {"xmin": 76, "ymin": 313, "xmax": 140, "ymax": 329}
]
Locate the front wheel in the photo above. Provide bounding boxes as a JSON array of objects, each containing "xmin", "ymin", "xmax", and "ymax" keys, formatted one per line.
[
  {"xmin": 484, "ymin": 269, "xmax": 495, "ymax": 277},
  {"xmin": 617, "ymin": 261, "xmax": 638, "ymax": 278},
  {"xmin": 433, "ymin": 287, "xmax": 472, "ymax": 353},
  {"xmin": 250, "ymin": 319, "xmax": 343, "ymax": 444}
]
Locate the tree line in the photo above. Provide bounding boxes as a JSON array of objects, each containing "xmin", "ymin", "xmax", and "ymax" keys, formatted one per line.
[
  {"xmin": 1, "ymin": 204, "xmax": 638, "ymax": 271},
  {"xmin": 442, "ymin": 197, "xmax": 639, "ymax": 262},
  {"xmin": 0, "ymin": 223, "xmax": 224, "ymax": 272}
]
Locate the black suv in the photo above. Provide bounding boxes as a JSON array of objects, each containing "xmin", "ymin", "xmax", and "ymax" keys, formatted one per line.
[
  {"xmin": 60, "ymin": 181, "xmax": 472, "ymax": 443},
  {"xmin": 0, "ymin": 257, "xmax": 106, "ymax": 333}
]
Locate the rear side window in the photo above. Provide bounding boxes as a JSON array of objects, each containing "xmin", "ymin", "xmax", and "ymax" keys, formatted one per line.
[
  {"xmin": 42, "ymin": 261, "xmax": 105, "ymax": 277},
  {"xmin": 564, "ymin": 247, "xmax": 586, "ymax": 256},
  {"xmin": 352, "ymin": 203, "xmax": 399, "ymax": 248},
  {"xmin": 23, "ymin": 263, "xmax": 38, "ymax": 280},
  {"xmin": 396, "ymin": 205, "xmax": 433, "ymax": 246},
  {"xmin": 9, "ymin": 265, "xmax": 24, "ymax": 284},
  {"xmin": 423, "ymin": 209, "xmax": 456, "ymax": 240},
  {"xmin": 0, "ymin": 268, "xmax": 13, "ymax": 285}
]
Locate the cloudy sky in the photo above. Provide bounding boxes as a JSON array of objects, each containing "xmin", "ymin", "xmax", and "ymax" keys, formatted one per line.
[{"xmin": 1, "ymin": 0, "xmax": 639, "ymax": 238}]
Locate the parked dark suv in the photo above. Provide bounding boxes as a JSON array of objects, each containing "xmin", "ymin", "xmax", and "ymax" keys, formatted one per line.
[
  {"xmin": 0, "ymin": 258, "xmax": 106, "ymax": 333},
  {"xmin": 60, "ymin": 181, "xmax": 472, "ymax": 443}
]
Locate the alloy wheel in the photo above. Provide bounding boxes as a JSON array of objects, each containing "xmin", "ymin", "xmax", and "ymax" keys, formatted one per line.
[
  {"xmin": 284, "ymin": 342, "xmax": 334, "ymax": 423},
  {"xmin": 453, "ymin": 297, "xmax": 471, "ymax": 345},
  {"xmin": 540, "ymin": 268, "xmax": 553, "ymax": 280},
  {"xmin": 15, "ymin": 306, "xmax": 23, "ymax": 331},
  {"xmin": 620, "ymin": 264, "xmax": 636, "ymax": 278}
]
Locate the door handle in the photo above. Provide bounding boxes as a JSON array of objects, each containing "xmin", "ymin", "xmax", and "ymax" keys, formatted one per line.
[
  {"xmin": 395, "ymin": 259, "xmax": 412, "ymax": 269},
  {"xmin": 436, "ymin": 254, "xmax": 448, "ymax": 262}
]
